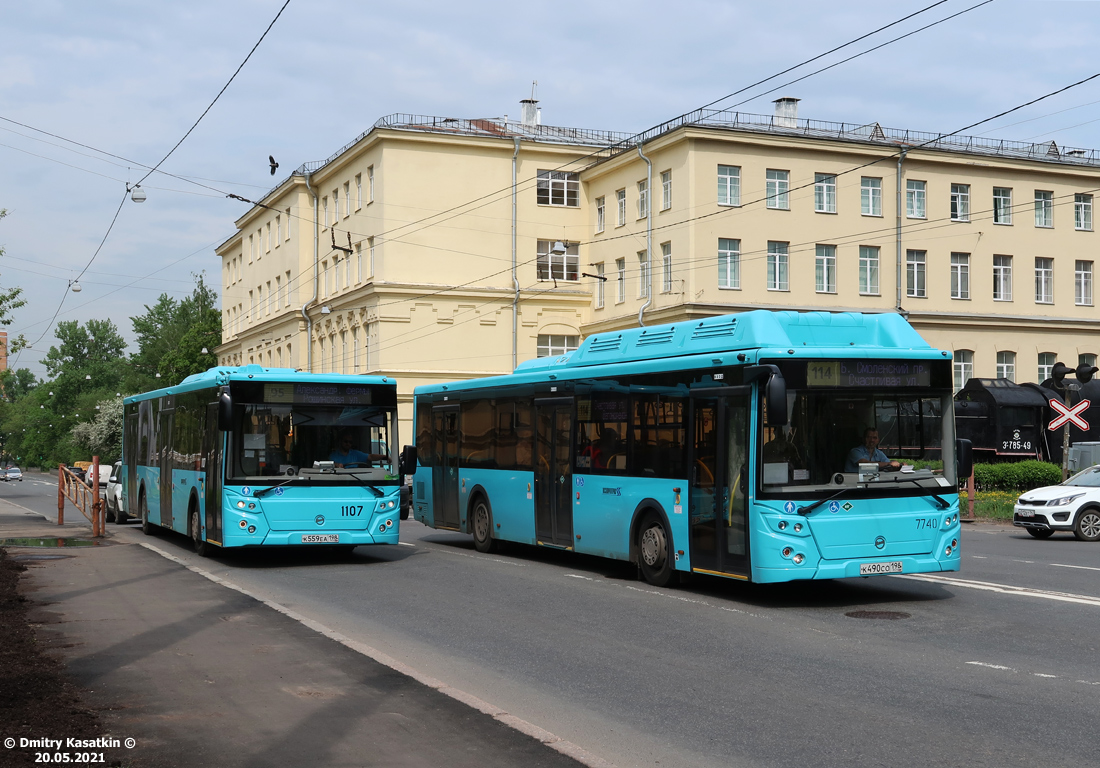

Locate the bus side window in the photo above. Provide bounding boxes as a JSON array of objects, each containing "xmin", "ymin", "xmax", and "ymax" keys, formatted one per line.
[{"xmin": 416, "ymin": 401, "xmax": 433, "ymax": 467}]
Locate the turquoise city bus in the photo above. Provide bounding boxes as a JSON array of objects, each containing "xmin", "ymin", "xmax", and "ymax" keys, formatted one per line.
[
  {"xmin": 409, "ymin": 311, "xmax": 972, "ymax": 585},
  {"xmin": 122, "ymin": 365, "xmax": 408, "ymax": 555}
]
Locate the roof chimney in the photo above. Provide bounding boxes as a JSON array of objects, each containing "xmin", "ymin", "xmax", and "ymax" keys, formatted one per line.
[
  {"xmin": 520, "ymin": 81, "xmax": 540, "ymax": 127},
  {"xmin": 773, "ymin": 97, "xmax": 800, "ymax": 128}
]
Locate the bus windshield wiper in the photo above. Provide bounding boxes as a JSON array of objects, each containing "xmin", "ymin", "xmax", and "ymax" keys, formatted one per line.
[
  {"xmin": 340, "ymin": 469, "xmax": 385, "ymax": 497},
  {"xmin": 254, "ymin": 476, "xmax": 304, "ymax": 497},
  {"xmin": 797, "ymin": 487, "xmax": 854, "ymax": 516},
  {"xmin": 886, "ymin": 475, "xmax": 951, "ymax": 508}
]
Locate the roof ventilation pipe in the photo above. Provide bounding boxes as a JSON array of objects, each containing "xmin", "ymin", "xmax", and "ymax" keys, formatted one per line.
[{"xmin": 773, "ymin": 97, "xmax": 800, "ymax": 129}]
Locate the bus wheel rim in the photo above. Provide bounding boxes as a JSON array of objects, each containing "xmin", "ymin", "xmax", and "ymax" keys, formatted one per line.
[{"xmin": 641, "ymin": 525, "xmax": 665, "ymax": 567}]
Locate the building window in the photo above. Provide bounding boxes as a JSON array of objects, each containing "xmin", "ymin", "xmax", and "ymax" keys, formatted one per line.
[
  {"xmin": 718, "ymin": 165, "xmax": 741, "ymax": 206},
  {"xmin": 595, "ymin": 196, "xmax": 605, "ymax": 233},
  {"xmin": 368, "ymin": 236, "xmax": 376, "ymax": 276},
  {"xmin": 537, "ymin": 170, "xmax": 580, "ymax": 207},
  {"xmin": 355, "ymin": 244, "xmax": 362, "ymax": 283},
  {"xmin": 1080, "ymin": 353, "xmax": 1097, "ymax": 368},
  {"xmin": 718, "ymin": 238, "xmax": 740, "ymax": 289},
  {"xmin": 248, "ymin": 290, "xmax": 254, "ymax": 320},
  {"xmin": 355, "ymin": 174, "xmax": 362, "ymax": 210},
  {"xmin": 323, "ymin": 197, "xmax": 329, "ymax": 228},
  {"xmin": 248, "ymin": 234, "xmax": 254, "ymax": 263},
  {"xmin": 661, "ymin": 170, "xmax": 672, "ymax": 211},
  {"xmin": 661, "ymin": 242, "xmax": 673, "ymax": 293},
  {"xmin": 814, "ymin": 173, "xmax": 836, "ymax": 213},
  {"xmin": 616, "ymin": 189, "xmax": 626, "ymax": 226},
  {"xmin": 285, "ymin": 271, "xmax": 291, "ymax": 306},
  {"xmin": 352, "ymin": 327, "xmax": 359, "ymax": 372},
  {"xmin": 907, "ymin": 250, "xmax": 927, "ymax": 298},
  {"xmin": 906, "ymin": 179, "xmax": 926, "ymax": 219},
  {"xmin": 1038, "ymin": 352, "xmax": 1056, "ymax": 383},
  {"xmin": 332, "ymin": 256, "xmax": 340, "ymax": 292},
  {"xmin": 275, "ymin": 215, "xmax": 282, "ymax": 244},
  {"xmin": 344, "ymin": 182, "xmax": 351, "ymax": 217},
  {"xmin": 861, "ymin": 177, "xmax": 882, "ymax": 216},
  {"xmin": 815, "ymin": 244, "xmax": 836, "ymax": 293},
  {"xmin": 1076, "ymin": 193, "xmax": 1093, "ymax": 231},
  {"xmin": 993, "ymin": 187, "xmax": 1013, "ymax": 225},
  {"xmin": 859, "ymin": 246, "xmax": 880, "ymax": 295},
  {"xmin": 594, "ymin": 263, "xmax": 605, "ymax": 308},
  {"xmin": 537, "ymin": 335, "xmax": 580, "ymax": 358},
  {"xmin": 537, "ymin": 240, "xmax": 579, "ymax": 281},
  {"xmin": 616, "ymin": 258, "xmax": 626, "ymax": 303},
  {"xmin": 1035, "ymin": 190, "xmax": 1053, "ymax": 228},
  {"xmin": 950, "ymin": 184, "xmax": 970, "ymax": 222},
  {"xmin": 953, "ymin": 350, "xmax": 974, "ymax": 392},
  {"xmin": 321, "ymin": 261, "xmax": 329, "ymax": 298},
  {"xmin": 950, "ymin": 253, "xmax": 970, "ymax": 300},
  {"xmin": 285, "ymin": 208, "xmax": 291, "ymax": 240},
  {"xmin": 332, "ymin": 190, "xmax": 340, "ymax": 222},
  {"xmin": 275, "ymin": 275, "xmax": 282, "ymax": 309},
  {"xmin": 368, "ymin": 166, "xmax": 375, "ymax": 202},
  {"xmin": 993, "ymin": 255, "xmax": 1013, "ymax": 301},
  {"xmin": 637, "ymin": 180, "xmax": 649, "ymax": 218},
  {"xmin": 997, "ymin": 351, "xmax": 1016, "ymax": 382},
  {"xmin": 1035, "ymin": 257, "xmax": 1054, "ymax": 303},
  {"xmin": 265, "ymin": 280, "xmax": 271, "ymax": 314},
  {"xmin": 767, "ymin": 241, "xmax": 789, "ymax": 291},
  {"xmin": 766, "ymin": 170, "xmax": 789, "ymax": 210},
  {"xmin": 1076, "ymin": 260, "xmax": 1093, "ymax": 306},
  {"xmin": 638, "ymin": 251, "xmax": 649, "ymax": 298}
]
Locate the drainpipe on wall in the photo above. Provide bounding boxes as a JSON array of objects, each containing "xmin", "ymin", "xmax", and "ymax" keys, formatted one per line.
[
  {"xmin": 512, "ymin": 136, "xmax": 521, "ymax": 371},
  {"xmin": 896, "ymin": 148, "xmax": 908, "ymax": 316},
  {"xmin": 300, "ymin": 173, "xmax": 319, "ymax": 371},
  {"xmin": 637, "ymin": 143, "xmax": 653, "ymax": 327}
]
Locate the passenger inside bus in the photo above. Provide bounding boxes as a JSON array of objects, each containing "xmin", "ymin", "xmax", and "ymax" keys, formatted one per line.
[{"xmin": 581, "ymin": 427, "xmax": 622, "ymax": 470}]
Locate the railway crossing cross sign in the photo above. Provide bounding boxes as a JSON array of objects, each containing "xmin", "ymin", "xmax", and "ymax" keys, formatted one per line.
[{"xmin": 1048, "ymin": 398, "xmax": 1091, "ymax": 431}]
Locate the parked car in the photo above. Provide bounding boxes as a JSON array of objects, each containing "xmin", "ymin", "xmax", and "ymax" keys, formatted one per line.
[
  {"xmin": 66, "ymin": 466, "xmax": 86, "ymax": 483},
  {"xmin": 85, "ymin": 464, "xmax": 111, "ymax": 488},
  {"xmin": 105, "ymin": 461, "xmax": 125, "ymax": 523},
  {"xmin": 3, "ymin": 466, "xmax": 21, "ymax": 482},
  {"xmin": 1014, "ymin": 465, "xmax": 1100, "ymax": 541}
]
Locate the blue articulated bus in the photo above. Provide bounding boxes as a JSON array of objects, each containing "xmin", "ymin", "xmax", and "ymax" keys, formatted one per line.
[
  {"xmin": 409, "ymin": 311, "xmax": 972, "ymax": 586},
  {"xmin": 122, "ymin": 365, "xmax": 407, "ymax": 555}
]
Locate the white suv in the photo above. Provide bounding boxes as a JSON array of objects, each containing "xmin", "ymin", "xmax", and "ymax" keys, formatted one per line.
[
  {"xmin": 105, "ymin": 461, "xmax": 126, "ymax": 523},
  {"xmin": 1014, "ymin": 465, "xmax": 1100, "ymax": 541}
]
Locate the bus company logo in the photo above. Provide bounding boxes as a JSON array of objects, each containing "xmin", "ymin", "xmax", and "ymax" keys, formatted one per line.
[
  {"xmin": 602, "ymin": 487, "xmax": 622, "ymax": 496},
  {"xmin": 315, "ymin": 515, "xmax": 325, "ymax": 525},
  {"xmin": 875, "ymin": 536, "xmax": 886, "ymax": 549}
]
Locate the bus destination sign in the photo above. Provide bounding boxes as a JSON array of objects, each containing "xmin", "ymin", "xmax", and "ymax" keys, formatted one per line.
[
  {"xmin": 807, "ymin": 360, "xmax": 932, "ymax": 389},
  {"xmin": 263, "ymin": 383, "xmax": 374, "ymax": 405}
]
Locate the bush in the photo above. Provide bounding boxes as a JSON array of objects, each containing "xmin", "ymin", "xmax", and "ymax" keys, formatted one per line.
[{"xmin": 972, "ymin": 460, "xmax": 1062, "ymax": 491}]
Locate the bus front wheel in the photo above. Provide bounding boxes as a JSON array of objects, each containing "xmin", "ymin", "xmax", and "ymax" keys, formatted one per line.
[
  {"xmin": 637, "ymin": 513, "xmax": 674, "ymax": 587},
  {"xmin": 140, "ymin": 494, "xmax": 154, "ymax": 536},
  {"xmin": 471, "ymin": 498, "xmax": 497, "ymax": 554},
  {"xmin": 190, "ymin": 506, "xmax": 213, "ymax": 557}
]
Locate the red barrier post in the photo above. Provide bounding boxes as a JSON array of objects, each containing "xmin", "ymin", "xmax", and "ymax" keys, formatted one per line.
[{"xmin": 57, "ymin": 463, "xmax": 65, "ymax": 526}]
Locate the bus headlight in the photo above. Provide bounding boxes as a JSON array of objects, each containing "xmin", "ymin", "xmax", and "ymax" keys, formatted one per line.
[
  {"xmin": 239, "ymin": 519, "xmax": 247, "ymax": 529},
  {"xmin": 945, "ymin": 545, "xmax": 952, "ymax": 556},
  {"xmin": 782, "ymin": 547, "xmax": 793, "ymax": 558},
  {"xmin": 248, "ymin": 526, "xmax": 256, "ymax": 534},
  {"xmin": 792, "ymin": 553, "xmax": 805, "ymax": 565},
  {"xmin": 385, "ymin": 519, "xmax": 393, "ymax": 528},
  {"xmin": 793, "ymin": 523, "xmax": 803, "ymax": 533},
  {"xmin": 778, "ymin": 521, "xmax": 788, "ymax": 530},
  {"xmin": 951, "ymin": 539, "xmax": 958, "ymax": 549},
  {"xmin": 237, "ymin": 500, "xmax": 246, "ymax": 509}
]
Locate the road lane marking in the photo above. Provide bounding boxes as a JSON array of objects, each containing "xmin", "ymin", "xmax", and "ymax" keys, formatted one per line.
[
  {"xmin": 896, "ymin": 573, "xmax": 1100, "ymax": 607},
  {"xmin": 398, "ymin": 542, "xmax": 415, "ymax": 547},
  {"xmin": 134, "ymin": 541, "xmax": 614, "ymax": 768},
  {"xmin": 1051, "ymin": 563, "xmax": 1100, "ymax": 572},
  {"xmin": 966, "ymin": 662, "xmax": 1100, "ymax": 686},
  {"xmin": 967, "ymin": 662, "xmax": 1016, "ymax": 672}
]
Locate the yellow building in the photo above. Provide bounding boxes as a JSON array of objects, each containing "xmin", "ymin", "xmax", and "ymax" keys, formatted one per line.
[{"xmin": 217, "ymin": 97, "xmax": 1100, "ymax": 428}]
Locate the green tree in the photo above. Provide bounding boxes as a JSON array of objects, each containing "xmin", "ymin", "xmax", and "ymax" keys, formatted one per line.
[
  {"xmin": 127, "ymin": 273, "xmax": 220, "ymax": 391},
  {"xmin": 71, "ymin": 396, "xmax": 123, "ymax": 463},
  {"xmin": 41, "ymin": 318, "xmax": 126, "ymax": 416},
  {"xmin": 0, "ymin": 368, "xmax": 38, "ymax": 401}
]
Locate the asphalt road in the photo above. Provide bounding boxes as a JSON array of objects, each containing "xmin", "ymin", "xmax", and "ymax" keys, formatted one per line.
[{"xmin": 6, "ymin": 473, "xmax": 1100, "ymax": 768}]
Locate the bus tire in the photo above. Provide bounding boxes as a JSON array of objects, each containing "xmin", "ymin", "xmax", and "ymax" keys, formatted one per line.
[
  {"xmin": 471, "ymin": 496, "xmax": 497, "ymax": 554},
  {"xmin": 637, "ymin": 512, "xmax": 674, "ymax": 587},
  {"xmin": 190, "ymin": 504, "xmax": 212, "ymax": 557},
  {"xmin": 139, "ymin": 492, "xmax": 154, "ymax": 536}
]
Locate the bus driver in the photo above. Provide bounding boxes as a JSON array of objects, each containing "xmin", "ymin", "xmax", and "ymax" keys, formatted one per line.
[{"xmin": 844, "ymin": 428, "xmax": 901, "ymax": 472}]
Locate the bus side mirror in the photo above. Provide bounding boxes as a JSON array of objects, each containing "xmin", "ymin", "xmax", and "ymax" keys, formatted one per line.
[
  {"xmin": 218, "ymin": 391, "xmax": 233, "ymax": 432},
  {"xmin": 399, "ymin": 445, "xmax": 418, "ymax": 477},
  {"xmin": 744, "ymin": 365, "xmax": 788, "ymax": 427},
  {"xmin": 956, "ymin": 438, "xmax": 973, "ymax": 480}
]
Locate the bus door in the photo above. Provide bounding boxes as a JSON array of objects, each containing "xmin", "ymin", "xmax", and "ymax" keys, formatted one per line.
[
  {"xmin": 203, "ymin": 403, "xmax": 223, "ymax": 545},
  {"xmin": 124, "ymin": 409, "xmax": 138, "ymax": 512},
  {"xmin": 432, "ymin": 405, "xmax": 461, "ymax": 530},
  {"xmin": 158, "ymin": 406, "xmax": 175, "ymax": 529},
  {"xmin": 534, "ymin": 398, "xmax": 573, "ymax": 548},
  {"xmin": 688, "ymin": 388, "xmax": 750, "ymax": 578}
]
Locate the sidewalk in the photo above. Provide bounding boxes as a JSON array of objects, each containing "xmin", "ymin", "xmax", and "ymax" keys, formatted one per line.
[{"xmin": 0, "ymin": 499, "xmax": 593, "ymax": 768}]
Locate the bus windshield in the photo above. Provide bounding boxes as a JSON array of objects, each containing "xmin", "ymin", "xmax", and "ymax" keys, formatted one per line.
[
  {"xmin": 760, "ymin": 389, "xmax": 956, "ymax": 495},
  {"xmin": 230, "ymin": 402, "xmax": 397, "ymax": 482}
]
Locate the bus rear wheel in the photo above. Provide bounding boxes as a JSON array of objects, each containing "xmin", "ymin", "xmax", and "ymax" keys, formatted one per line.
[
  {"xmin": 471, "ymin": 498, "xmax": 497, "ymax": 553},
  {"xmin": 140, "ymin": 494, "xmax": 154, "ymax": 535},
  {"xmin": 190, "ymin": 506, "xmax": 213, "ymax": 557},
  {"xmin": 638, "ymin": 513, "xmax": 674, "ymax": 587}
]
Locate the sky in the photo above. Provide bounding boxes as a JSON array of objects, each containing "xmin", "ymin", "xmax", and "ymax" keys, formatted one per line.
[{"xmin": 2, "ymin": 0, "xmax": 1099, "ymax": 379}]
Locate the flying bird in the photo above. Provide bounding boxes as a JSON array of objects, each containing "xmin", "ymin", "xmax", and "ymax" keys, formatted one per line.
[{"xmin": 269, "ymin": 155, "xmax": 279, "ymax": 176}]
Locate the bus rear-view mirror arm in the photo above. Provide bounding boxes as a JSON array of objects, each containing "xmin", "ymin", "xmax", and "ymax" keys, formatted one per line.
[{"xmin": 744, "ymin": 364, "xmax": 788, "ymax": 427}]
